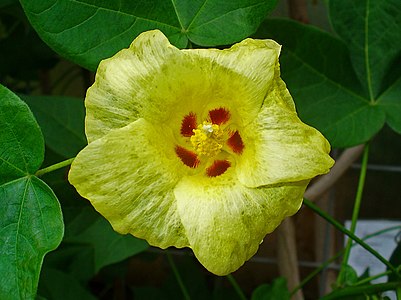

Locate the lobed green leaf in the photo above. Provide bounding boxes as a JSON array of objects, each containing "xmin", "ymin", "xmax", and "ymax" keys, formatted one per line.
[
  {"xmin": 329, "ymin": 0, "xmax": 401, "ymax": 100},
  {"xmin": 0, "ymin": 84, "xmax": 64, "ymax": 299},
  {"xmin": 0, "ymin": 176, "xmax": 63, "ymax": 299},
  {"xmin": 256, "ymin": 19, "xmax": 386, "ymax": 147},
  {"xmin": 377, "ymin": 77, "xmax": 401, "ymax": 135},
  {"xmin": 256, "ymin": 18, "xmax": 401, "ymax": 148},
  {"xmin": 0, "ymin": 84, "xmax": 44, "ymax": 184},
  {"xmin": 20, "ymin": 0, "xmax": 277, "ymax": 71}
]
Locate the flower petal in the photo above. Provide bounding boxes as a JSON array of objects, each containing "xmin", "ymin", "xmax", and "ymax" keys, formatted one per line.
[
  {"xmin": 237, "ymin": 78, "xmax": 334, "ymax": 187},
  {"xmin": 187, "ymin": 38, "xmax": 281, "ymax": 126},
  {"xmin": 69, "ymin": 119, "xmax": 189, "ymax": 248},
  {"xmin": 86, "ymin": 30, "xmax": 282, "ymax": 143},
  {"xmin": 174, "ymin": 171, "xmax": 307, "ymax": 276},
  {"xmin": 85, "ymin": 30, "xmax": 182, "ymax": 142}
]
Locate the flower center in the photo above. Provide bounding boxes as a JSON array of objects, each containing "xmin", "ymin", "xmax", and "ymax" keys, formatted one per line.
[{"xmin": 190, "ymin": 121, "xmax": 224, "ymax": 157}]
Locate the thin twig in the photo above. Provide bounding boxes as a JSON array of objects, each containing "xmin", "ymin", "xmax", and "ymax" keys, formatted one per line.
[
  {"xmin": 35, "ymin": 157, "xmax": 75, "ymax": 177},
  {"xmin": 166, "ymin": 251, "xmax": 191, "ymax": 300},
  {"xmin": 277, "ymin": 219, "xmax": 303, "ymax": 300},
  {"xmin": 277, "ymin": 1, "xmax": 310, "ymax": 298},
  {"xmin": 288, "ymin": 0, "xmax": 309, "ymax": 23},
  {"xmin": 337, "ymin": 144, "xmax": 369, "ymax": 284},
  {"xmin": 227, "ymin": 274, "xmax": 247, "ymax": 300}
]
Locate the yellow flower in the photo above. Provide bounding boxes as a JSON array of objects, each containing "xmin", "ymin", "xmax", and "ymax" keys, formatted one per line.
[{"xmin": 68, "ymin": 30, "xmax": 334, "ymax": 276}]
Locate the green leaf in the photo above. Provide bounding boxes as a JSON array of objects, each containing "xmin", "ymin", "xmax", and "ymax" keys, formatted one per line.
[
  {"xmin": 377, "ymin": 77, "xmax": 401, "ymax": 134},
  {"xmin": 336, "ymin": 265, "xmax": 359, "ymax": 287},
  {"xmin": 0, "ymin": 0, "xmax": 18, "ymax": 9},
  {"xmin": 256, "ymin": 19, "xmax": 386, "ymax": 147},
  {"xmin": 0, "ymin": 84, "xmax": 44, "ymax": 185},
  {"xmin": 23, "ymin": 95, "xmax": 86, "ymax": 158},
  {"xmin": 388, "ymin": 238, "xmax": 401, "ymax": 282},
  {"xmin": 251, "ymin": 277, "xmax": 290, "ymax": 300},
  {"xmin": 0, "ymin": 176, "xmax": 64, "ymax": 300},
  {"xmin": 329, "ymin": 0, "xmax": 401, "ymax": 99},
  {"xmin": 321, "ymin": 282, "xmax": 401, "ymax": 300},
  {"xmin": 65, "ymin": 207, "xmax": 148, "ymax": 273},
  {"xmin": 42, "ymin": 244, "xmax": 95, "ymax": 283},
  {"xmin": 0, "ymin": 5, "xmax": 57, "ymax": 81},
  {"xmin": 38, "ymin": 268, "xmax": 96, "ymax": 300},
  {"xmin": 0, "ymin": 84, "xmax": 64, "ymax": 299},
  {"xmin": 20, "ymin": 0, "xmax": 277, "ymax": 71}
]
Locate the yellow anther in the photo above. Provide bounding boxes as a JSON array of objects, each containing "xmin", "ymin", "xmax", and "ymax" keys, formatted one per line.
[{"xmin": 190, "ymin": 122, "xmax": 224, "ymax": 157}]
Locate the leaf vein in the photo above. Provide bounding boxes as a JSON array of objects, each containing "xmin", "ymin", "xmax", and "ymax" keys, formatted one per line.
[
  {"xmin": 186, "ymin": 0, "xmax": 209, "ymax": 30},
  {"xmin": 287, "ymin": 50, "xmax": 370, "ymax": 104},
  {"xmin": 188, "ymin": 1, "xmax": 266, "ymax": 31}
]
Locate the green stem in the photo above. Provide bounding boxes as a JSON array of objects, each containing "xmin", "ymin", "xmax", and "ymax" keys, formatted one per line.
[
  {"xmin": 166, "ymin": 252, "xmax": 191, "ymax": 300},
  {"xmin": 354, "ymin": 269, "xmax": 392, "ymax": 286},
  {"xmin": 290, "ymin": 250, "xmax": 343, "ymax": 296},
  {"xmin": 396, "ymin": 287, "xmax": 401, "ymax": 300},
  {"xmin": 226, "ymin": 274, "xmax": 247, "ymax": 300},
  {"xmin": 363, "ymin": 225, "xmax": 401, "ymax": 241},
  {"xmin": 338, "ymin": 143, "xmax": 369, "ymax": 284},
  {"xmin": 35, "ymin": 158, "xmax": 75, "ymax": 177},
  {"xmin": 303, "ymin": 199, "xmax": 400, "ymax": 279},
  {"xmin": 290, "ymin": 225, "xmax": 401, "ymax": 295},
  {"xmin": 321, "ymin": 282, "xmax": 401, "ymax": 300}
]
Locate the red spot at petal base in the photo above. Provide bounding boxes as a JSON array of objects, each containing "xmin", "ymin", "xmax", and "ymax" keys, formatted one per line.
[
  {"xmin": 175, "ymin": 146, "xmax": 199, "ymax": 168},
  {"xmin": 209, "ymin": 108, "xmax": 230, "ymax": 125},
  {"xmin": 227, "ymin": 131, "xmax": 244, "ymax": 154},
  {"xmin": 206, "ymin": 160, "xmax": 231, "ymax": 177},
  {"xmin": 181, "ymin": 112, "xmax": 197, "ymax": 137}
]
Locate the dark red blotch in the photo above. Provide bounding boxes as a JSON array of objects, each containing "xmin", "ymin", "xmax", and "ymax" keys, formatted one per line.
[
  {"xmin": 209, "ymin": 108, "xmax": 230, "ymax": 125},
  {"xmin": 181, "ymin": 112, "xmax": 197, "ymax": 137},
  {"xmin": 206, "ymin": 160, "xmax": 231, "ymax": 177},
  {"xmin": 227, "ymin": 131, "xmax": 244, "ymax": 154},
  {"xmin": 175, "ymin": 146, "xmax": 199, "ymax": 168}
]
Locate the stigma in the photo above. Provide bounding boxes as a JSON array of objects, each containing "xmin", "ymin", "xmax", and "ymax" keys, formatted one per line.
[
  {"xmin": 202, "ymin": 124, "xmax": 214, "ymax": 134},
  {"xmin": 191, "ymin": 122, "xmax": 224, "ymax": 157}
]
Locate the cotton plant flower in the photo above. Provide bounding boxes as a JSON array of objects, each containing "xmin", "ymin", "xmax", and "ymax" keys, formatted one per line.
[{"xmin": 69, "ymin": 30, "xmax": 334, "ymax": 276}]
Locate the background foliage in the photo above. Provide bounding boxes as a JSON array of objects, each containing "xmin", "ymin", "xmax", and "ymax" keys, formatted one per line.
[{"xmin": 1, "ymin": 0, "xmax": 400, "ymax": 299}]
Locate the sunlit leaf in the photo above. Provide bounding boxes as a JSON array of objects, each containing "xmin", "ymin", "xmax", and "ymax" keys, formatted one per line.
[
  {"xmin": 0, "ymin": 177, "xmax": 63, "ymax": 299},
  {"xmin": 0, "ymin": 84, "xmax": 44, "ymax": 184},
  {"xmin": 20, "ymin": 0, "xmax": 277, "ymax": 70},
  {"xmin": 0, "ymin": 84, "xmax": 64, "ymax": 299}
]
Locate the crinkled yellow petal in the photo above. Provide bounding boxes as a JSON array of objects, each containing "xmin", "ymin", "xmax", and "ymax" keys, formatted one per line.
[
  {"xmin": 237, "ymin": 77, "xmax": 334, "ymax": 187},
  {"xmin": 174, "ymin": 170, "xmax": 307, "ymax": 276},
  {"xmin": 185, "ymin": 38, "xmax": 281, "ymax": 126},
  {"xmin": 68, "ymin": 119, "xmax": 189, "ymax": 248},
  {"xmin": 85, "ymin": 30, "xmax": 183, "ymax": 142},
  {"xmin": 86, "ymin": 30, "xmax": 281, "ymax": 142}
]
